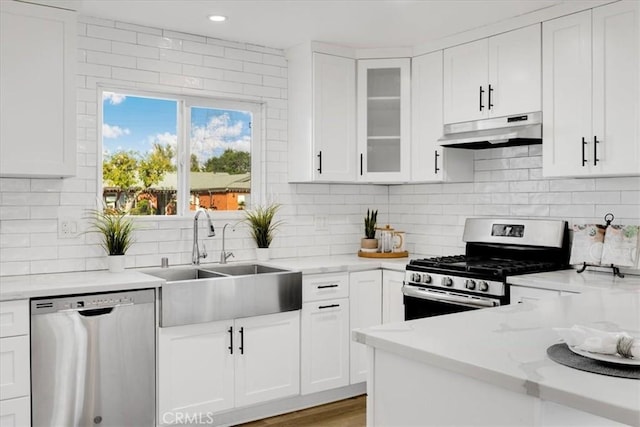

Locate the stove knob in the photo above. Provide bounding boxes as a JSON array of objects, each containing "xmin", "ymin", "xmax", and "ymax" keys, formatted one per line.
[
  {"xmin": 422, "ymin": 274, "xmax": 432, "ymax": 284},
  {"xmin": 441, "ymin": 277, "xmax": 453, "ymax": 287},
  {"xmin": 465, "ymin": 279, "xmax": 476, "ymax": 290},
  {"xmin": 411, "ymin": 273, "xmax": 421, "ymax": 282},
  {"xmin": 478, "ymin": 281, "xmax": 489, "ymax": 292}
]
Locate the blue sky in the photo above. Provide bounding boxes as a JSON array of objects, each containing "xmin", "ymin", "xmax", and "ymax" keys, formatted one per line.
[{"xmin": 102, "ymin": 92, "xmax": 252, "ymax": 163}]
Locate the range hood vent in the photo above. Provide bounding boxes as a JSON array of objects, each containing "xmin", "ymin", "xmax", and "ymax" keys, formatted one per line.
[{"xmin": 438, "ymin": 112, "xmax": 542, "ymax": 149}]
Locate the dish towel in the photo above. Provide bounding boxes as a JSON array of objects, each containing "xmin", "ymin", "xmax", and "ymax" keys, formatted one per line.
[{"xmin": 553, "ymin": 325, "xmax": 639, "ymax": 359}]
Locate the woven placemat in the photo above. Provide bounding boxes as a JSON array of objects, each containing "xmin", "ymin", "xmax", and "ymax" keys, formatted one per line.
[{"xmin": 547, "ymin": 343, "xmax": 640, "ymax": 379}]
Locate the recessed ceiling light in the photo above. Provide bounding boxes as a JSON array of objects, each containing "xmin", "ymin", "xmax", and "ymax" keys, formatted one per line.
[{"xmin": 208, "ymin": 15, "xmax": 227, "ymax": 22}]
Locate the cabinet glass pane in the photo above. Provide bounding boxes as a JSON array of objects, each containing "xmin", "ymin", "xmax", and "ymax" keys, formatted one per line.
[
  {"xmin": 367, "ymin": 68, "xmax": 401, "ymax": 97},
  {"xmin": 367, "ymin": 139, "xmax": 401, "ymax": 172},
  {"xmin": 367, "ymin": 99, "xmax": 401, "ymax": 136}
]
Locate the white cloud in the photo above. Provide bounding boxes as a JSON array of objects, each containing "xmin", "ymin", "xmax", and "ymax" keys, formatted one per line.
[
  {"xmin": 102, "ymin": 123, "xmax": 131, "ymax": 139},
  {"xmin": 148, "ymin": 132, "xmax": 177, "ymax": 149},
  {"xmin": 190, "ymin": 113, "xmax": 250, "ymax": 162},
  {"xmin": 103, "ymin": 92, "xmax": 127, "ymax": 105}
]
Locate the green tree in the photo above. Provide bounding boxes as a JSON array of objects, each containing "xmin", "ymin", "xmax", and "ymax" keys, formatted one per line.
[
  {"xmin": 203, "ymin": 149, "xmax": 250, "ymax": 174},
  {"xmin": 190, "ymin": 154, "xmax": 201, "ymax": 172},
  {"xmin": 138, "ymin": 143, "xmax": 175, "ymax": 189},
  {"xmin": 103, "ymin": 151, "xmax": 138, "ymax": 210}
]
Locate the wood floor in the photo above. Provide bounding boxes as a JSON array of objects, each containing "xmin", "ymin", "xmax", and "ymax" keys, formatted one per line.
[{"xmin": 238, "ymin": 395, "xmax": 366, "ymax": 427}]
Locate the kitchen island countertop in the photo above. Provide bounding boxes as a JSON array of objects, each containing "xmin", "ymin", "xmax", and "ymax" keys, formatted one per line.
[{"xmin": 354, "ymin": 289, "xmax": 640, "ymax": 426}]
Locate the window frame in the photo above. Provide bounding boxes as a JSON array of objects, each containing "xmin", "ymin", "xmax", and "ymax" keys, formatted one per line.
[{"xmin": 97, "ymin": 86, "xmax": 265, "ymax": 219}]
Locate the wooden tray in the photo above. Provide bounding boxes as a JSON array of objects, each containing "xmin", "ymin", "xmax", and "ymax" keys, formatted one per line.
[{"xmin": 358, "ymin": 251, "xmax": 409, "ymax": 258}]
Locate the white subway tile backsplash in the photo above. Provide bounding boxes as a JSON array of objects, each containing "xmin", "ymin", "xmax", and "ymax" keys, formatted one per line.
[
  {"xmin": 112, "ymin": 41, "xmax": 159, "ymax": 59},
  {"xmin": 115, "ymin": 22, "xmax": 162, "ymax": 36},
  {"xmin": 571, "ymin": 191, "xmax": 621, "ymax": 204},
  {"xmin": 162, "ymin": 29, "xmax": 206, "ymax": 44},
  {"xmin": 549, "ymin": 179, "xmax": 597, "ymax": 192},
  {"xmin": 137, "ymin": 33, "xmax": 182, "ymax": 50},
  {"xmin": 595, "ymin": 177, "xmax": 640, "ymax": 191},
  {"xmin": 87, "ymin": 25, "xmax": 136, "ymax": 43},
  {"xmin": 182, "ymin": 40, "xmax": 224, "ymax": 57},
  {"xmin": 225, "ymin": 47, "xmax": 263, "ymax": 63},
  {"xmin": 0, "ymin": 179, "xmax": 30, "ymax": 192},
  {"xmin": 87, "ymin": 51, "xmax": 136, "ymax": 68},
  {"xmin": 160, "ymin": 49, "xmax": 203, "ymax": 65},
  {"xmin": 137, "ymin": 57, "xmax": 181, "ymax": 74},
  {"xmin": 78, "ymin": 36, "xmax": 112, "ymax": 53},
  {"xmin": 112, "ymin": 67, "xmax": 159, "ymax": 84}
]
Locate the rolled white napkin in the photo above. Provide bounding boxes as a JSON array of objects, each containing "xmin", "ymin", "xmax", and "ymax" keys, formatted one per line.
[{"xmin": 553, "ymin": 325, "xmax": 640, "ymax": 359}]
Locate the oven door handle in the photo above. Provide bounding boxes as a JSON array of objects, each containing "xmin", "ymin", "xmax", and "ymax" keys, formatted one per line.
[{"xmin": 402, "ymin": 285, "xmax": 498, "ymax": 308}]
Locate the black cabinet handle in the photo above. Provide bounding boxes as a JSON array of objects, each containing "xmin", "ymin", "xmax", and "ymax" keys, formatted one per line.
[
  {"xmin": 228, "ymin": 326, "xmax": 233, "ymax": 354},
  {"xmin": 479, "ymin": 86, "xmax": 485, "ymax": 111},
  {"xmin": 239, "ymin": 326, "xmax": 244, "ymax": 355},
  {"xmin": 317, "ymin": 284, "xmax": 338, "ymax": 289},
  {"xmin": 319, "ymin": 304, "xmax": 340, "ymax": 310},
  {"xmin": 317, "ymin": 151, "xmax": 322, "ymax": 174},
  {"xmin": 434, "ymin": 150, "xmax": 440, "ymax": 174},
  {"xmin": 488, "ymin": 84, "xmax": 494, "ymax": 110},
  {"xmin": 581, "ymin": 137, "xmax": 587, "ymax": 166},
  {"xmin": 593, "ymin": 136, "xmax": 599, "ymax": 166},
  {"xmin": 360, "ymin": 153, "xmax": 363, "ymax": 176}
]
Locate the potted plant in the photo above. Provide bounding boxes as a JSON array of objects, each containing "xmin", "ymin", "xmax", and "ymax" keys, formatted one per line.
[
  {"xmin": 86, "ymin": 209, "xmax": 136, "ymax": 272},
  {"xmin": 361, "ymin": 209, "xmax": 378, "ymax": 252},
  {"xmin": 243, "ymin": 203, "xmax": 283, "ymax": 261}
]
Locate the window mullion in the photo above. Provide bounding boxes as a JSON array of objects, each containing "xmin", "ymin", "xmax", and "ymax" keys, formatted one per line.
[{"xmin": 178, "ymin": 99, "xmax": 190, "ymax": 216}]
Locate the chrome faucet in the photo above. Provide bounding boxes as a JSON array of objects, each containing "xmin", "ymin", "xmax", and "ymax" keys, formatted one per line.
[
  {"xmin": 220, "ymin": 222, "xmax": 237, "ymax": 264},
  {"xmin": 192, "ymin": 208, "xmax": 215, "ymax": 265}
]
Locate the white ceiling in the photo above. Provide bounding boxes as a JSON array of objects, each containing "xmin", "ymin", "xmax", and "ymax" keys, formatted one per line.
[{"xmin": 77, "ymin": 0, "xmax": 568, "ymax": 50}]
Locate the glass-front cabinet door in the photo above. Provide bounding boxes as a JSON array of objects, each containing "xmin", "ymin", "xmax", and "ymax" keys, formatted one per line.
[{"xmin": 357, "ymin": 58, "xmax": 411, "ymax": 182}]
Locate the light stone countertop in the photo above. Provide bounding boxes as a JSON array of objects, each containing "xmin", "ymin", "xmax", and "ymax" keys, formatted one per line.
[
  {"xmin": 353, "ymin": 289, "xmax": 640, "ymax": 426},
  {"xmin": 508, "ymin": 269, "xmax": 640, "ymax": 293},
  {"xmin": 0, "ymin": 270, "xmax": 163, "ymax": 301},
  {"xmin": 0, "ymin": 254, "xmax": 418, "ymax": 301}
]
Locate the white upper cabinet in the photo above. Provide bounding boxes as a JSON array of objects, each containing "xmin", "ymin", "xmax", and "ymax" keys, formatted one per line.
[
  {"xmin": 0, "ymin": 0, "xmax": 76, "ymax": 177},
  {"xmin": 288, "ymin": 45, "xmax": 356, "ymax": 182},
  {"xmin": 543, "ymin": 1, "xmax": 639, "ymax": 177},
  {"xmin": 443, "ymin": 24, "xmax": 541, "ymax": 124},
  {"xmin": 357, "ymin": 58, "xmax": 411, "ymax": 182},
  {"xmin": 411, "ymin": 51, "xmax": 474, "ymax": 182}
]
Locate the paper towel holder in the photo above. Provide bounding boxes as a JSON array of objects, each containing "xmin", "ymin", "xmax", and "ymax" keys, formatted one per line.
[{"xmin": 576, "ymin": 213, "xmax": 624, "ymax": 278}]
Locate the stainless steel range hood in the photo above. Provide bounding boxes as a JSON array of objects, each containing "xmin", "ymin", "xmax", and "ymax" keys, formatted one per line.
[{"xmin": 438, "ymin": 112, "xmax": 542, "ymax": 149}]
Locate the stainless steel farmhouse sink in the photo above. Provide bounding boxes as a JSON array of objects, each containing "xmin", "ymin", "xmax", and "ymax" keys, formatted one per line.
[{"xmin": 146, "ymin": 264, "xmax": 302, "ymax": 327}]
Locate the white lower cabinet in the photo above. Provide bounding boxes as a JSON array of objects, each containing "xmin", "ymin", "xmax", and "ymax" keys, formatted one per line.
[
  {"xmin": 0, "ymin": 396, "xmax": 30, "ymax": 427},
  {"xmin": 300, "ymin": 299, "xmax": 350, "ymax": 394},
  {"xmin": 159, "ymin": 320, "xmax": 235, "ymax": 417},
  {"xmin": 158, "ymin": 311, "xmax": 300, "ymax": 422},
  {"xmin": 0, "ymin": 301, "xmax": 29, "ymax": 427},
  {"xmin": 234, "ymin": 311, "xmax": 300, "ymax": 407},
  {"xmin": 349, "ymin": 270, "xmax": 382, "ymax": 384},
  {"xmin": 382, "ymin": 270, "xmax": 405, "ymax": 323}
]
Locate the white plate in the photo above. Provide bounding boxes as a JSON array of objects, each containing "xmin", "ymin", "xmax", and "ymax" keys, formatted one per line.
[{"xmin": 568, "ymin": 345, "xmax": 640, "ymax": 366}]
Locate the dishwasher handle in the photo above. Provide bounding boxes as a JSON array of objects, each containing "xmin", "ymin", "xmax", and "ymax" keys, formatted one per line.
[{"xmin": 78, "ymin": 307, "xmax": 114, "ymax": 317}]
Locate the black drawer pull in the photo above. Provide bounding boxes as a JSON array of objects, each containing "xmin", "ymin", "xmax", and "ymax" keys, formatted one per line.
[
  {"xmin": 360, "ymin": 153, "xmax": 363, "ymax": 176},
  {"xmin": 479, "ymin": 86, "xmax": 485, "ymax": 111},
  {"xmin": 434, "ymin": 150, "xmax": 440, "ymax": 174},
  {"xmin": 581, "ymin": 137, "xmax": 587, "ymax": 166},
  {"xmin": 593, "ymin": 136, "xmax": 599, "ymax": 166},
  {"xmin": 319, "ymin": 304, "xmax": 340, "ymax": 310},
  {"xmin": 239, "ymin": 326, "xmax": 244, "ymax": 355},
  {"xmin": 317, "ymin": 284, "xmax": 338, "ymax": 289},
  {"xmin": 317, "ymin": 151, "xmax": 322, "ymax": 174},
  {"xmin": 228, "ymin": 326, "xmax": 233, "ymax": 354}
]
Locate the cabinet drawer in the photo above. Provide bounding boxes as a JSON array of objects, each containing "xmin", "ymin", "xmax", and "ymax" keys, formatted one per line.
[
  {"xmin": 0, "ymin": 336, "xmax": 30, "ymax": 400},
  {"xmin": 0, "ymin": 301, "xmax": 29, "ymax": 338},
  {"xmin": 0, "ymin": 396, "xmax": 30, "ymax": 427},
  {"xmin": 303, "ymin": 273, "xmax": 349, "ymax": 302}
]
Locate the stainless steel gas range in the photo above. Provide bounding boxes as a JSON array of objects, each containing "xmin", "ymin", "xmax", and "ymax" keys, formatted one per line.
[{"xmin": 403, "ymin": 218, "xmax": 571, "ymax": 320}]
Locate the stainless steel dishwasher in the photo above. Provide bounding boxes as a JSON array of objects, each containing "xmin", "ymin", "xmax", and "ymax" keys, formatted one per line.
[{"xmin": 31, "ymin": 289, "xmax": 156, "ymax": 427}]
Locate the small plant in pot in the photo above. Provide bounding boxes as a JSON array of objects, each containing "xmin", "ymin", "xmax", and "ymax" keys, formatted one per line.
[
  {"xmin": 243, "ymin": 203, "xmax": 283, "ymax": 261},
  {"xmin": 361, "ymin": 209, "xmax": 378, "ymax": 252},
  {"xmin": 86, "ymin": 209, "xmax": 135, "ymax": 272}
]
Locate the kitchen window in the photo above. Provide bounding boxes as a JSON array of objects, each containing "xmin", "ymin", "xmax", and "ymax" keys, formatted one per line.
[{"xmin": 100, "ymin": 90, "xmax": 263, "ymax": 216}]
